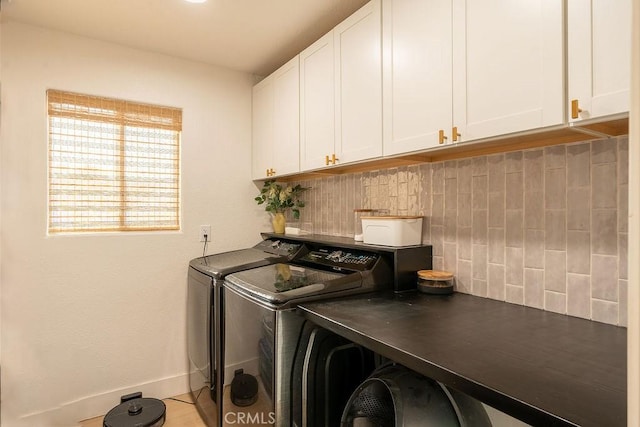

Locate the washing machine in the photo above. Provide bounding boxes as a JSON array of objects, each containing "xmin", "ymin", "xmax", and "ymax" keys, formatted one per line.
[
  {"xmin": 187, "ymin": 237, "xmax": 306, "ymax": 427},
  {"xmin": 221, "ymin": 243, "xmax": 393, "ymax": 426},
  {"xmin": 341, "ymin": 363, "xmax": 492, "ymax": 427}
]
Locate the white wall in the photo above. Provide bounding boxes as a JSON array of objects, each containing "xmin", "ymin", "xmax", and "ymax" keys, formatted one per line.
[{"xmin": 0, "ymin": 21, "xmax": 267, "ymax": 426}]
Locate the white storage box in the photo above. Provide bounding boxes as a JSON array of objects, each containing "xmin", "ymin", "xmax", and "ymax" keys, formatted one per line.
[{"xmin": 361, "ymin": 216, "xmax": 423, "ymax": 247}]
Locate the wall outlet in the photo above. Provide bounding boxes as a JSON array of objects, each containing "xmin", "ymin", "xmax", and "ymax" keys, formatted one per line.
[{"xmin": 199, "ymin": 225, "xmax": 211, "ymax": 242}]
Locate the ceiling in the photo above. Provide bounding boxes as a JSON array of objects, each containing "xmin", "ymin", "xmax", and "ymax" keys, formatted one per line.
[{"xmin": 0, "ymin": 0, "xmax": 370, "ymax": 76}]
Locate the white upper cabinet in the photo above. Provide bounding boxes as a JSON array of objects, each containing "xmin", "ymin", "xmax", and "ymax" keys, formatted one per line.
[
  {"xmin": 334, "ymin": 0, "xmax": 383, "ymax": 164},
  {"xmin": 383, "ymin": 0, "xmax": 564, "ymax": 154},
  {"xmin": 300, "ymin": 32, "xmax": 335, "ymax": 171},
  {"xmin": 382, "ymin": 0, "xmax": 453, "ymax": 156},
  {"xmin": 252, "ymin": 56, "xmax": 300, "ymax": 180},
  {"xmin": 300, "ymin": 0, "xmax": 382, "ymax": 171},
  {"xmin": 452, "ymin": 0, "xmax": 564, "ymax": 142},
  {"xmin": 568, "ymin": 0, "xmax": 631, "ymax": 122}
]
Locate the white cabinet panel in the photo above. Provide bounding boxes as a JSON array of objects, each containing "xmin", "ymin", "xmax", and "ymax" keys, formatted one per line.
[
  {"xmin": 382, "ymin": 0, "xmax": 452, "ymax": 155},
  {"xmin": 272, "ymin": 57, "xmax": 300, "ymax": 176},
  {"xmin": 452, "ymin": 0, "xmax": 564, "ymax": 141},
  {"xmin": 568, "ymin": 0, "xmax": 631, "ymax": 121},
  {"xmin": 252, "ymin": 80, "xmax": 274, "ymax": 180},
  {"xmin": 335, "ymin": 0, "xmax": 382, "ymax": 164},
  {"xmin": 251, "ymin": 56, "xmax": 300, "ymax": 180},
  {"xmin": 300, "ymin": 32, "xmax": 335, "ymax": 171}
]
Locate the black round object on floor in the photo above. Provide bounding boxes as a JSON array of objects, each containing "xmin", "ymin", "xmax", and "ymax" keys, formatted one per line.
[
  {"xmin": 103, "ymin": 397, "xmax": 166, "ymax": 427},
  {"xmin": 231, "ymin": 369, "xmax": 258, "ymax": 407}
]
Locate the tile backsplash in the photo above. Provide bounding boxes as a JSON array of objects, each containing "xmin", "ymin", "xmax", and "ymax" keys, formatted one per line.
[{"xmin": 290, "ymin": 136, "xmax": 628, "ymax": 326}]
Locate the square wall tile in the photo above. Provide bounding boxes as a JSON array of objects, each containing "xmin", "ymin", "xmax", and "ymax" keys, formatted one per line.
[
  {"xmin": 545, "ymin": 291, "xmax": 567, "ymax": 314},
  {"xmin": 473, "ymin": 156, "xmax": 488, "ymax": 176},
  {"xmin": 591, "ymin": 139, "xmax": 617, "ymax": 164},
  {"xmin": 545, "ymin": 145, "xmax": 567, "ymax": 169},
  {"xmin": 505, "ymin": 151, "xmax": 523, "ymax": 173},
  {"xmin": 473, "ymin": 279, "xmax": 488, "ymax": 297},
  {"xmin": 506, "ymin": 285, "xmax": 524, "ymax": 305},
  {"xmin": 591, "ymin": 299, "xmax": 619, "ymax": 325}
]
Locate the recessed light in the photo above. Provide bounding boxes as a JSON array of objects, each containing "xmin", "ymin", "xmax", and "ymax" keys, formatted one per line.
[{"xmin": 184, "ymin": 0, "xmax": 207, "ymax": 3}]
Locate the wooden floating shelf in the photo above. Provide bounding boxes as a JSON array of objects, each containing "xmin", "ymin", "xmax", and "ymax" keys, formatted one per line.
[{"xmin": 269, "ymin": 115, "xmax": 628, "ymax": 183}]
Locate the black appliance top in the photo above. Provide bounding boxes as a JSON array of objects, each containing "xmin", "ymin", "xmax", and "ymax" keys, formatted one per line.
[{"xmin": 189, "ymin": 238, "xmax": 304, "ymax": 279}]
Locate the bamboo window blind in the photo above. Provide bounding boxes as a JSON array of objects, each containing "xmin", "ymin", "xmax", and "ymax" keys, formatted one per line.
[{"xmin": 47, "ymin": 90, "xmax": 182, "ymax": 233}]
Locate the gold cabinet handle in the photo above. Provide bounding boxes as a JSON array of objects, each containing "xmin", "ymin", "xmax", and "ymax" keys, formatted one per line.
[
  {"xmin": 438, "ymin": 129, "xmax": 448, "ymax": 144},
  {"xmin": 332, "ymin": 153, "xmax": 339, "ymax": 164},
  {"xmin": 325, "ymin": 155, "xmax": 331, "ymax": 166},
  {"xmin": 571, "ymin": 99, "xmax": 583, "ymax": 119},
  {"xmin": 452, "ymin": 126, "xmax": 461, "ymax": 142},
  {"xmin": 270, "ymin": 168, "xmax": 276, "ymax": 176},
  {"xmin": 266, "ymin": 168, "xmax": 270, "ymax": 177}
]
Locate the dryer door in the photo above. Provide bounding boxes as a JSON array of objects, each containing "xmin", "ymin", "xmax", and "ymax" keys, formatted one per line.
[{"xmin": 341, "ymin": 364, "xmax": 491, "ymax": 427}]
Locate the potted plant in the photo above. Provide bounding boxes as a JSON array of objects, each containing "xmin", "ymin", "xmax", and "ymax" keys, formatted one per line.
[{"xmin": 255, "ymin": 180, "xmax": 309, "ymax": 234}]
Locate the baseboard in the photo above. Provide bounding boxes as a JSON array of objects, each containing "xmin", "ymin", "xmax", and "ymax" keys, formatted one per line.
[{"xmin": 13, "ymin": 373, "xmax": 189, "ymax": 427}]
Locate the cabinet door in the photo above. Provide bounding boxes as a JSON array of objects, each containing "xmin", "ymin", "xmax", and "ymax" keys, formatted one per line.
[
  {"xmin": 452, "ymin": 0, "xmax": 564, "ymax": 141},
  {"xmin": 335, "ymin": 0, "xmax": 383, "ymax": 164},
  {"xmin": 568, "ymin": 0, "xmax": 631, "ymax": 121},
  {"xmin": 382, "ymin": 0, "xmax": 452, "ymax": 156},
  {"xmin": 272, "ymin": 56, "xmax": 300, "ymax": 176},
  {"xmin": 252, "ymin": 78, "xmax": 274, "ymax": 180},
  {"xmin": 300, "ymin": 32, "xmax": 335, "ymax": 171}
]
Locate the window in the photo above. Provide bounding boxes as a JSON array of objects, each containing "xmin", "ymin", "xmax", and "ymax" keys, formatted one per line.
[{"xmin": 47, "ymin": 90, "xmax": 182, "ymax": 233}]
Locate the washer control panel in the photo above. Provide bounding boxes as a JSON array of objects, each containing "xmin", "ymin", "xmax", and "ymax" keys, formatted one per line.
[
  {"xmin": 297, "ymin": 247, "xmax": 378, "ymax": 272},
  {"xmin": 255, "ymin": 239, "xmax": 304, "ymax": 256}
]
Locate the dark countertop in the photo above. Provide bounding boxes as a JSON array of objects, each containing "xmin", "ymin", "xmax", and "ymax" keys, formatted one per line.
[{"xmin": 298, "ymin": 291, "xmax": 626, "ymax": 427}]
